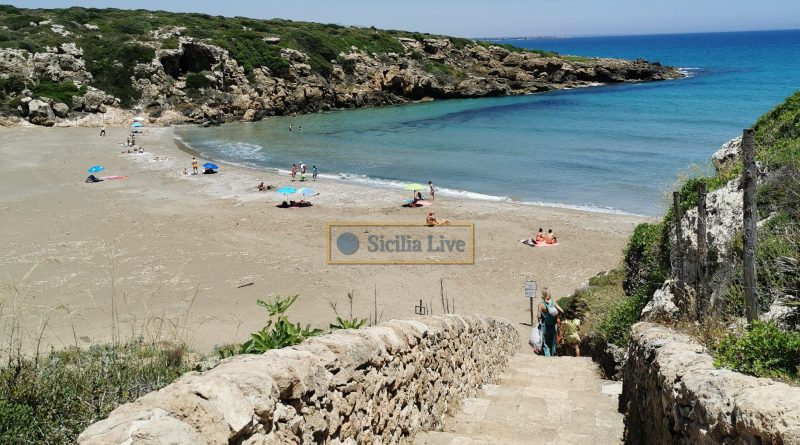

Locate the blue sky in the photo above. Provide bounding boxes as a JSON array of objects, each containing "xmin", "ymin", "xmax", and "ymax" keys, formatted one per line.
[{"xmin": 7, "ymin": 0, "xmax": 800, "ymax": 37}]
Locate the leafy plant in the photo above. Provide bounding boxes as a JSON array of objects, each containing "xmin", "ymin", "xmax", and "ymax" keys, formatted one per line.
[
  {"xmin": 30, "ymin": 79, "xmax": 85, "ymax": 106},
  {"xmin": 241, "ymin": 295, "xmax": 323, "ymax": 354},
  {"xmin": 329, "ymin": 291, "xmax": 367, "ymax": 330},
  {"xmin": 185, "ymin": 72, "xmax": 213, "ymax": 90},
  {"xmin": 0, "ymin": 339, "xmax": 190, "ymax": 444},
  {"xmin": 714, "ymin": 321, "xmax": 800, "ymax": 382}
]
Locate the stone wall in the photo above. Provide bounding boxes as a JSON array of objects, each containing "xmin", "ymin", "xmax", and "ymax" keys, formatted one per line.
[
  {"xmin": 78, "ymin": 315, "xmax": 518, "ymax": 445},
  {"xmin": 621, "ymin": 322, "xmax": 800, "ymax": 445}
]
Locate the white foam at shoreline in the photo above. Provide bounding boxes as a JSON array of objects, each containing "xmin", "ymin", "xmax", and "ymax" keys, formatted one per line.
[
  {"xmin": 677, "ymin": 67, "xmax": 701, "ymax": 78},
  {"xmin": 174, "ymin": 133, "xmax": 646, "ymax": 217}
]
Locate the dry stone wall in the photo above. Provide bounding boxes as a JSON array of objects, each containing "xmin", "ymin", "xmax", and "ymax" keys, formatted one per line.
[
  {"xmin": 78, "ymin": 315, "xmax": 518, "ymax": 445},
  {"xmin": 621, "ymin": 322, "xmax": 800, "ymax": 445}
]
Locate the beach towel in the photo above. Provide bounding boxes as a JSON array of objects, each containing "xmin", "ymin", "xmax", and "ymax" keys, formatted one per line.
[
  {"xmin": 535, "ymin": 241, "xmax": 559, "ymax": 247},
  {"xmin": 100, "ymin": 176, "xmax": 129, "ymax": 181},
  {"xmin": 402, "ymin": 200, "xmax": 432, "ymax": 208}
]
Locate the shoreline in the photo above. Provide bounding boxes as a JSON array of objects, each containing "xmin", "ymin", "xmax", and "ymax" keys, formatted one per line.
[{"xmin": 0, "ymin": 125, "xmax": 647, "ymax": 354}]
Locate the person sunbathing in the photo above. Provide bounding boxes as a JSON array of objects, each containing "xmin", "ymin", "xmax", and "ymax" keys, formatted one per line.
[
  {"xmin": 426, "ymin": 212, "xmax": 450, "ymax": 226},
  {"xmin": 257, "ymin": 182, "xmax": 266, "ymax": 191},
  {"xmin": 535, "ymin": 228, "xmax": 546, "ymax": 243},
  {"xmin": 544, "ymin": 229, "xmax": 557, "ymax": 244}
]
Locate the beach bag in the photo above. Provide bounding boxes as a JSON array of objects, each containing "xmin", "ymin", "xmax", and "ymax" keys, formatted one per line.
[{"xmin": 529, "ymin": 323, "xmax": 542, "ymax": 354}]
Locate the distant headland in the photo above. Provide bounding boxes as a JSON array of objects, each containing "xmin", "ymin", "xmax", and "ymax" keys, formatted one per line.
[{"xmin": 0, "ymin": 5, "xmax": 683, "ymax": 127}]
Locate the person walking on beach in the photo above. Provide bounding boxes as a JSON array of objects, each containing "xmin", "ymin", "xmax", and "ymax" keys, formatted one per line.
[
  {"xmin": 428, "ymin": 181, "xmax": 435, "ymax": 201},
  {"xmin": 291, "ymin": 164, "xmax": 298, "ymax": 181},
  {"xmin": 538, "ymin": 288, "xmax": 564, "ymax": 357},
  {"xmin": 300, "ymin": 162, "xmax": 306, "ymax": 174},
  {"xmin": 191, "ymin": 157, "xmax": 199, "ymax": 174},
  {"xmin": 100, "ymin": 124, "xmax": 106, "ymax": 137},
  {"xmin": 312, "ymin": 165, "xmax": 318, "ymax": 180}
]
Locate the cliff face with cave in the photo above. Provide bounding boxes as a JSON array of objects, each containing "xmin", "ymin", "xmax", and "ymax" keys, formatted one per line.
[{"xmin": 0, "ymin": 10, "xmax": 682, "ymax": 127}]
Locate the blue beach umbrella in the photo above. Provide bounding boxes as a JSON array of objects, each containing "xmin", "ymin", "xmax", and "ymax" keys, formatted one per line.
[
  {"xmin": 298, "ymin": 187, "xmax": 317, "ymax": 197},
  {"xmin": 202, "ymin": 163, "xmax": 219, "ymax": 170},
  {"xmin": 276, "ymin": 186, "xmax": 297, "ymax": 200},
  {"xmin": 131, "ymin": 122, "xmax": 143, "ymax": 128},
  {"xmin": 87, "ymin": 165, "xmax": 105, "ymax": 173}
]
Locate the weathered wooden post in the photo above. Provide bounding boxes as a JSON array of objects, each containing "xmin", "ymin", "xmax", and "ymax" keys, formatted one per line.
[
  {"xmin": 696, "ymin": 182, "xmax": 708, "ymax": 319},
  {"xmin": 742, "ymin": 128, "xmax": 759, "ymax": 322},
  {"xmin": 673, "ymin": 192, "xmax": 684, "ymax": 299}
]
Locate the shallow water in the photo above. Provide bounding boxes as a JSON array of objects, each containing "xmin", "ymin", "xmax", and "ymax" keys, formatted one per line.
[{"xmin": 176, "ymin": 29, "xmax": 800, "ymax": 216}]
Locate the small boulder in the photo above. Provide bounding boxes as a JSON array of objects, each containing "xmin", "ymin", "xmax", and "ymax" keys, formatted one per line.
[
  {"xmin": 27, "ymin": 99, "xmax": 56, "ymax": 126},
  {"xmin": 52, "ymin": 102, "xmax": 70, "ymax": 118}
]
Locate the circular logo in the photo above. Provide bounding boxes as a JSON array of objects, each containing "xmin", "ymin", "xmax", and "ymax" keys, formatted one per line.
[{"xmin": 336, "ymin": 232, "xmax": 359, "ymax": 255}]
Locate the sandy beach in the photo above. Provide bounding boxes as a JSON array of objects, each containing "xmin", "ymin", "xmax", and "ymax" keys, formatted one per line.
[{"xmin": 0, "ymin": 125, "xmax": 647, "ymax": 353}]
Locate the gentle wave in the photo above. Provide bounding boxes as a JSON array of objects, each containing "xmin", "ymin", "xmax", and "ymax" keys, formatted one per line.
[
  {"xmin": 677, "ymin": 67, "xmax": 701, "ymax": 78},
  {"xmin": 175, "ymin": 133, "xmax": 639, "ymax": 215}
]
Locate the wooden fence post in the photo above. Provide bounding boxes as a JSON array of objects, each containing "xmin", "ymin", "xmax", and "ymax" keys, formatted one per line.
[
  {"xmin": 696, "ymin": 182, "xmax": 708, "ymax": 319},
  {"xmin": 673, "ymin": 192, "xmax": 684, "ymax": 299},
  {"xmin": 742, "ymin": 128, "xmax": 759, "ymax": 322}
]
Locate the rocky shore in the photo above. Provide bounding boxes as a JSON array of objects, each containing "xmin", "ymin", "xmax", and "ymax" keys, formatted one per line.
[{"xmin": 1, "ymin": 33, "xmax": 682, "ymax": 127}]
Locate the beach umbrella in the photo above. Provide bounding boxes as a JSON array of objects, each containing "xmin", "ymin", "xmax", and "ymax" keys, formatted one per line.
[
  {"xmin": 298, "ymin": 187, "xmax": 317, "ymax": 196},
  {"xmin": 133, "ymin": 116, "xmax": 145, "ymax": 122},
  {"xmin": 404, "ymin": 183, "xmax": 425, "ymax": 191},
  {"xmin": 131, "ymin": 122, "xmax": 143, "ymax": 128},
  {"xmin": 87, "ymin": 165, "xmax": 105, "ymax": 173},
  {"xmin": 202, "ymin": 163, "xmax": 219, "ymax": 170},
  {"xmin": 276, "ymin": 186, "xmax": 297, "ymax": 199}
]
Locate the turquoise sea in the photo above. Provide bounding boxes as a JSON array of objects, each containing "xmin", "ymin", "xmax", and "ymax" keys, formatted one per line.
[{"xmin": 176, "ymin": 29, "xmax": 800, "ymax": 215}]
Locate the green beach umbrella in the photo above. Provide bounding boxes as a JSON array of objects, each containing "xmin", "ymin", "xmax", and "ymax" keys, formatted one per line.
[{"xmin": 404, "ymin": 183, "xmax": 426, "ymax": 191}]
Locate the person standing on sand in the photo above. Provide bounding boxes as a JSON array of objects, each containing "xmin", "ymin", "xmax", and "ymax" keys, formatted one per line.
[
  {"xmin": 100, "ymin": 124, "xmax": 106, "ymax": 137},
  {"xmin": 428, "ymin": 181, "xmax": 435, "ymax": 201},
  {"xmin": 291, "ymin": 164, "xmax": 298, "ymax": 180},
  {"xmin": 191, "ymin": 157, "xmax": 199, "ymax": 174},
  {"xmin": 538, "ymin": 288, "xmax": 564, "ymax": 357},
  {"xmin": 312, "ymin": 165, "xmax": 318, "ymax": 180}
]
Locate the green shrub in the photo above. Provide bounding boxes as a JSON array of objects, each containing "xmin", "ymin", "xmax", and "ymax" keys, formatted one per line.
[
  {"xmin": 185, "ymin": 72, "xmax": 212, "ymax": 90},
  {"xmin": 622, "ymin": 222, "xmax": 669, "ymax": 298},
  {"xmin": 714, "ymin": 321, "xmax": 800, "ymax": 382},
  {"xmin": 30, "ymin": 79, "xmax": 85, "ymax": 106},
  {"xmin": 241, "ymin": 295, "xmax": 323, "ymax": 354},
  {"xmin": 0, "ymin": 339, "xmax": 190, "ymax": 444},
  {"xmin": 596, "ymin": 292, "xmax": 649, "ymax": 347},
  {"xmin": 80, "ymin": 37, "xmax": 155, "ymax": 106},
  {"xmin": 0, "ymin": 75, "xmax": 26, "ymax": 96},
  {"xmin": 340, "ymin": 58, "xmax": 357, "ymax": 75}
]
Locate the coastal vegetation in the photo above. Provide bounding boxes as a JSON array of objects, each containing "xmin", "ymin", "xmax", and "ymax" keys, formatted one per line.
[
  {"xmin": 0, "ymin": 5, "xmax": 564, "ymax": 108},
  {"xmin": 0, "ymin": 4, "xmax": 682, "ymax": 127},
  {"xmin": 0, "ymin": 291, "xmax": 376, "ymax": 443},
  {"xmin": 0, "ymin": 339, "xmax": 191, "ymax": 444},
  {"xmin": 571, "ymin": 91, "xmax": 800, "ymax": 382}
]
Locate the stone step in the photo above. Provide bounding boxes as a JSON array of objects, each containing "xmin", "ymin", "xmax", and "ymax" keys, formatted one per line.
[{"xmin": 411, "ymin": 354, "xmax": 624, "ymax": 444}]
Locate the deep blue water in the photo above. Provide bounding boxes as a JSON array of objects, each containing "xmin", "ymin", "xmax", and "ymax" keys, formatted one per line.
[{"xmin": 177, "ymin": 29, "xmax": 800, "ymax": 215}]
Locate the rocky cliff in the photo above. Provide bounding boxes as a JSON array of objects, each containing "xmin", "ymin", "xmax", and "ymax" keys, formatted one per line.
[
  {"xmin": 622, "ymin": 323, "xmax": 800, "ymax": 444},
  {"xmin": 0, "ymin": 7, "xmax": 682, "ymax": 127}
]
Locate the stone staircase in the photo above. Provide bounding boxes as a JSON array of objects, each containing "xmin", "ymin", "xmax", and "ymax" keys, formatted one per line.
[{"xmin": 412, "ymin": 354, "xmax": 624, "ymax": 445}]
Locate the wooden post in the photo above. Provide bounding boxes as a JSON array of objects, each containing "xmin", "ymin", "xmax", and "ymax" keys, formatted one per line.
[
  {"xmin": 743, "ymin": 128, "xmax": 759, "ymax": 322},
  {"xmin": 530, "ymin": 298, "xmax": 535, "ymax": 327},
  {"xmin": 696, "ymin": 182, "xmax": 708, "ymax": 319},
  {"xmin": 673, "ymin": 192, "xmax": 684, "ymax": 298}
]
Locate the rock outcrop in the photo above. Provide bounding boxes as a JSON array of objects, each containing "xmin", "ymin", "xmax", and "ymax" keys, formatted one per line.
[
  {"xmin": 622, "ymin": 323, "xmax": 800, "ymax": 444},
  {"xmin": 78, "ymin": 315, "xmax": 519, "ymax": 445},
  {"xmin": 2, "ymin": 33, "xmax": 683, "ymax": 127}
]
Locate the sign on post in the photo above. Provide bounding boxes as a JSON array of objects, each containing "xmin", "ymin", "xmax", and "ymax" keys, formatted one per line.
[
  {"xmin": 524, "ymin": 281, "xmax": 538, "ymax": 298},
  {"xmin": 524, "ymin": 280, "xmax": 538, "ymax": 326}
]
